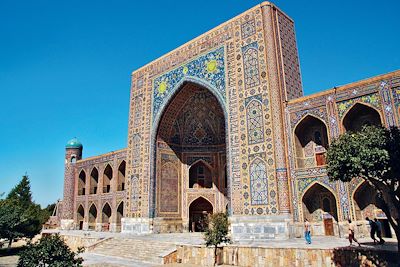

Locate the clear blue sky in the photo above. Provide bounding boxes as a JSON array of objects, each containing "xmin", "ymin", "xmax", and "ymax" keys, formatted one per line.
[{"xmin": 0, "ymin": 0, "xmax": 399, "ymax": 207}]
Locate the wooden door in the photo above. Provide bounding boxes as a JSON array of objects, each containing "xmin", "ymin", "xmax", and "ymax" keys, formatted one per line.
[{"xmin": 324, "ymin": 218, "xmax": 334, "ymax": 235}]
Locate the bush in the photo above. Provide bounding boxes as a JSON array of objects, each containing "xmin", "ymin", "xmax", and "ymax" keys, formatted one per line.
[{"xmin": 18, "ymin": 234, "xmax": 84, "ymax": 267}]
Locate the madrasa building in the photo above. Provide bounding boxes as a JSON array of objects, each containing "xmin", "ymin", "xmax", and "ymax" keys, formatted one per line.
[{"xmin": 59, "ymin": 2, "xmax": 400, "ymax": 240}]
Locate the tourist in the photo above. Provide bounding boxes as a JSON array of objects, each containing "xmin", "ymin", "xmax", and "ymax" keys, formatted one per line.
[
  {"xmin": 348, "ymin": 219, "xmax": 361, "ymax": 246},
  {"xmin": 304, "ymin": 219, "xmax": 311, "ymax": 244},
  {"xmin": 374, "ymin": 218, "xmax": 385, "ymax": 244},
  {"xmin": 366, "ymin": 217, "xmax": 377, "ymax": 244}
]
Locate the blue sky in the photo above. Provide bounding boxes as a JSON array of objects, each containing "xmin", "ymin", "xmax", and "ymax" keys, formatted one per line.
[{"xmin": 0, "ymin": 0, "xmax": 399, "ymax": 207}]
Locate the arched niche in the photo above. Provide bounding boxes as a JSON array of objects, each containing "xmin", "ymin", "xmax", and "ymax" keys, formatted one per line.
[
  {"xmin": 343, "ymin": 103, "xmax": 382, "ymax": 132},
  {"xmin": 88, "ymin": 204, "xmax": 97, "ymax": 230},
  {"xmin": 78, "ymin": 170, "xmax": 86, "ymax": 196},
  {"xmin": 101, "ymin": 203, "xmax": 112, "ymax": 231},
  {"xmin": 77, "ymin": 205, "xmax": 84, "ymax": 230},
  {"xmin": 103, "ymin": 164, "xmax": 113, "ymax": 193},
  {"xmin": 90, "ymin": 168, "xmax": 99, "ymax": 194},
  {"xmin": 189, "ymin": 197, "xmax": 213, "ymax": 232},
  {"xmin": 302, "ymin": 183, "xmax": 338, "ymax": 236},
  {"xmin": 294, "ymin": 115, "xmax": 329, "ymax": 168},
  {"xmin": 189, "ymin": 161, "xmax": 213, "ymax": 189},
  {"xmin": 117, "ymin": 161, "xmax": 126, "ymax": 191},
  {"xmin": 117, "ymin": 201, "xmax": 124, "ymax": 227}
]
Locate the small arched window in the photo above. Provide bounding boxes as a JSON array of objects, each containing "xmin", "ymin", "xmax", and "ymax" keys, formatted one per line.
[{"xmin": 71, "ymin": 156, "xmax": 76, "ymax": 163}]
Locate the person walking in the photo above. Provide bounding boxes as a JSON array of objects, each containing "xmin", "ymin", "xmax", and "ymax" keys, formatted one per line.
[
  {"xmin": 348, "ymin": 219, "xmax": 361, "ymax": 246},
  {"xmin": 374, "ymin": 218, "xmax": 385, "ymax": 244},
  {"xmin": 366, "ymin": 217, "xmax": 377, "ymax": 244},
  {"xmin": 304, "ymin": 219, "xmax": 311, "ymax": 244}
]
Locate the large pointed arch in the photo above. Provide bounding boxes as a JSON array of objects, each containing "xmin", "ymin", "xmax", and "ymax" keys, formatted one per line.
[{"xmin": 149, "ymin": 79, "xmax": 230, "ymax": 219}]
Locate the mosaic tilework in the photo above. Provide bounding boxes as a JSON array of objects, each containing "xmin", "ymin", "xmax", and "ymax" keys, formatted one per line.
[
  {"xmin": 245, "ymin": 96, "xmax": 265, "ymax": 144},
  {"xmin": 250, "ymin": 158, "xmax": 268, "ymax": 205},
  {"xmin": 277, "ymin": 12, "xmax": 303, "ymax": 101},
  {"xmin": 379, "ymin": 81, "xmax": 396, "ymax": 127},
  {"xmin": 132, "ymin": 134, "xmax": 141, "ymax": 167},
  {"xmin": 337, "ymin": 93, "xmax": 381, "ymax": 118},
  {"xmin": 152, "ymin": 46, "xmax": 225, "ymax": 121},
  {"xmin": 262, "ymin": 6, "xmax": 291, "ymax": 214},
  {"xmin": 242, "ymin": 42, "xmax": 260, "ymax": 89},
  {"xmin": 391, "ymin": 77, "xmax": 400, "ymax": 125},
  {"xmin": 241, "ymin": 18, "xmax": 256, "ymax": 39},
  {"xmin": 159, "ymin": 162, "xmax": 179, "ymax": 213},
  {"xmin": 130, "ymin": 175, "xmax": 140, "ymax": 212},
  {"xmin": 290, "ymin": 107, "xmax": 328, "ymax": 128},
  {"xmin": 326, "ymin": 95, "xmax": 340, "ymax": 138},
  {"xmin": 133, "ymin": 95, "xmax": 143, "ymax": 128}
]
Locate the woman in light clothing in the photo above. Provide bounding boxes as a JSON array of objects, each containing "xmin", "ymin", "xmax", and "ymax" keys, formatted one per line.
[
  {"xmin": 304, "ymin": 219, "xmax": 311, "ymax": 244},
  {"xmin": 348, "ymin": 219, "xmax": 361, "ymax": 246}
]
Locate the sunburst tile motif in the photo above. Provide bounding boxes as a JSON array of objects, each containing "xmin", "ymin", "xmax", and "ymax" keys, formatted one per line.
[{"xmin": 152, "ymin": 46, "xmax": 225, "ymax": 122}]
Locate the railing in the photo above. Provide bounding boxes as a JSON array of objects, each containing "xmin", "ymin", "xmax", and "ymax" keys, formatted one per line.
[
  {"xmin": 103, "ymin": 185, "xmax": 111, "ymax": 193},
  {"xmin": 78, "ymin": 188, "xmax": 86, "ymax": 195}
]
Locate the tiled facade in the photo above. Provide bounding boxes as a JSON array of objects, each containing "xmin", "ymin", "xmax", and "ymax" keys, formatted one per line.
[{"xmin": 61, "ymin": 2, "xmax": 400, "ymax": 240}]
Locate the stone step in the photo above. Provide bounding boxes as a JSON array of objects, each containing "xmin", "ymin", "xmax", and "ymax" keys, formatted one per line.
[{"xmin": 90, "ymin": 237, "xmax": 177, "ymax": 264}]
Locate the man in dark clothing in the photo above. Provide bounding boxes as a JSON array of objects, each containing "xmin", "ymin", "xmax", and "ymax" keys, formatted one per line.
[
  {"xmin": 366, "ymin": 217, "xmax": 377, "ymax": 244},
  {"xmin": 374, "ymin": 218, "xmax": 385, "ymax": 244}
]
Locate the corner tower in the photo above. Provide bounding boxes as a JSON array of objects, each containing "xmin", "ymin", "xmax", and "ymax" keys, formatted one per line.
[{"xmin": 60, "ymin": 137, "xmax": 83, "ymax": 229}]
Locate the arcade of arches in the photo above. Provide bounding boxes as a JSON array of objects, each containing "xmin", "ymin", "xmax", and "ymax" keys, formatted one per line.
[
  {"xmin": 154, "ymin": 82, "xmax": 227, "ymax": 232},
  {"xmin": 74, "ymin": 160, "xmax": 126, "ymax": 231}
]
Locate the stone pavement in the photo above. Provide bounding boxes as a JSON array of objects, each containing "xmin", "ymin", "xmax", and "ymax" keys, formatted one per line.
[{"xmin": 1, "ymin": 231, "xmax": 397, "ymax": 267}]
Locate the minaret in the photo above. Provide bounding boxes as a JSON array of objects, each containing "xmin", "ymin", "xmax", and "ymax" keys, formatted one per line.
[{"xmin": 60, "ymin": 137, "xmax": 83, "ymax": 230}]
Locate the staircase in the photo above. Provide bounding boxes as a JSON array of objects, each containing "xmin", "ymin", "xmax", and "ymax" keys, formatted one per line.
[{"xmin": 89, "ymin": 237, "xmax": 178, "ymax": 264}]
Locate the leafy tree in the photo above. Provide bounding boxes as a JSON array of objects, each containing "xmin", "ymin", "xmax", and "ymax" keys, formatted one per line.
[
  {"xmin": 17, "ymin": 234, "xmax": 84, "ymax": 267},
  {"xmin": 326, "ymin": 125, "xmax": 400, "ymax": 251},
  {"xmin": 204, "ymin": 212, "xmax": 230, "ymax": 266},
  {"xmin": 0, "ymin": 176, "xmax": 42, "ymax": 247}
]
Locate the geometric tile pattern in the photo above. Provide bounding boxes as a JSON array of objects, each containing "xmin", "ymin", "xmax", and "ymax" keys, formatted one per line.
[
  {"xmin": 242, "ymin": 42, "xmax": 260, "ymax": 89},
  {"xmin": 246, "ymin": 97, "xmax": 265, "ymax": 144},
  {"xmin": 250, "ymin": 158, "xmax": 268, "ymax": 205},
  {"xmin": 241, "ymin": 19, "xmax": 256, "ymax": 39}
]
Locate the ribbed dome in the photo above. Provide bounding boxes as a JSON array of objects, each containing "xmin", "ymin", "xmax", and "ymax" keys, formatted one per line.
[{"xmin": 66, "ymin": 137, "xmax": 83, "ymax": 149}]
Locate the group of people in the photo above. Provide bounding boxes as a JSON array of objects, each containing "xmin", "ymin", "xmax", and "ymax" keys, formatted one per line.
[{"xmin": 304, "ymin": 217, "xmax": 386, "ymax": 246}]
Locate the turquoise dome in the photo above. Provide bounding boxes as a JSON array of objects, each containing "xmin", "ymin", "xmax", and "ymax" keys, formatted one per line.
[{"xmin": 66, "ymin": 137, "xmax": 83, "ymax": 149}]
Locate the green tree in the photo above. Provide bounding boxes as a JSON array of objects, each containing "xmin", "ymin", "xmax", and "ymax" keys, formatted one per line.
[
  {"xmin": 0, "ymin": 176, "xmax": 42, "ymax": 247},
  {"xmin": 326, "ymin": 125, "xmax": 400, "ymax": 251},
  {"xmin": 7, "ymin": 175, "xmax": 32, "ymax": 208},
  {"xmin": 17, "ymin": 234, "xmax": 84, "ymax": 267},
  {"xmin": 204, "ymin": 212, "xmax": 230, "ymax": 266}
]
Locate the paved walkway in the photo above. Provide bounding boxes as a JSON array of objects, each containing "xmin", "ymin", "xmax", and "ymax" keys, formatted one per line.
[
  {"xmin": 51, "ymin": 230, "xmax": 397, "ymax": 251},
  {"xmin": 2, "ymin": 231, "xmax": 398, "ymax": 267}
]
